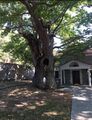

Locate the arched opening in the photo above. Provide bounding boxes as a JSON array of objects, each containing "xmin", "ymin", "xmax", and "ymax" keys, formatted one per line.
[
  {"xmin": 69, "ymin": 62, "xmax": 80, "ymax": 84},
  {"xmin": 69, "ymin": 62, "xmax": 79, "ymax": 67},
  {"xmin": 72, "ymin": 70, "xmax": 80, "ymax": 84}
]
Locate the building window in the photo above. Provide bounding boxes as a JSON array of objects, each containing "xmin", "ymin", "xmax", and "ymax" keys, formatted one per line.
[{"xmin": 69, "ymin": 62, "xmax": 79, "ymax": 67}]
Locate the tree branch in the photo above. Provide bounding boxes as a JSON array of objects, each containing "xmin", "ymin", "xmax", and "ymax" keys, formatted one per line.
[
  {"xmin": 52, "ymin": 1, "xmax": 78, "ymax": 34},
  {"xmin": 21, "ymin": 32, "xmax": 40, "ymax": 66},
  {"xmin": 21, "ymin": 0, "xmax": 62, "ymax": 7},
  {"xmin": 20, "ymin": 0, "xmax": 50, "ymax": 55},
  {"xmin": 53, "ymin": 36, "xmax": 84, "ymax": 49}
]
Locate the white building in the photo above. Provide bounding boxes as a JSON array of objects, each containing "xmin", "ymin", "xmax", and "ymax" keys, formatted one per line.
[{"xmin": 56, "ymin": 48, "xmax": 92, "ymax": 86}]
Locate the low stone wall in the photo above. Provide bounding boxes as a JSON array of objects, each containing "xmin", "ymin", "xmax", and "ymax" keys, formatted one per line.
[{"xmin": 0, "ymin": 62, "xmax": 34, "ymax": 81}]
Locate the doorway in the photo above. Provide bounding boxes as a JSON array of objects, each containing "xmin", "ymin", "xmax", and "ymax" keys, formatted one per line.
[{"xmin": 72, "ymin": 70, "xmax": 80, "ymax": 84}]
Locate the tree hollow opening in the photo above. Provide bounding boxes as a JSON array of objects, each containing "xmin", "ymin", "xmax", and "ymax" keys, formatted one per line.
[{"xmin": 43, "ymin": 58, "xmax": 49, "ymax": 66}]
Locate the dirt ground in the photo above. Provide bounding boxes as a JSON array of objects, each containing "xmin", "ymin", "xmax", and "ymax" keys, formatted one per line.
[{"xmin": 0, "ymin": 81, "xmax": 71, "ymax": 120}]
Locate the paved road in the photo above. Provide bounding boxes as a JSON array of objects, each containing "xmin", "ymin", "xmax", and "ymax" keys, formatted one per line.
[{"xmin": 71, "ymin": 86, "xmax": 92, "ymax": 120}]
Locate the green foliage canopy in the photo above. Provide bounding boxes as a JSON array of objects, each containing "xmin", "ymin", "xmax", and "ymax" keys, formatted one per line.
[{"xmin": 0, "ymin": 0, "xmax": 92, "ymax": 65}]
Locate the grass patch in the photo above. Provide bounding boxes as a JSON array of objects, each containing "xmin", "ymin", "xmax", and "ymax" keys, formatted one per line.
[{"xmin": 0, "ymin": 81, "xmax": 71, "ymax": 120}]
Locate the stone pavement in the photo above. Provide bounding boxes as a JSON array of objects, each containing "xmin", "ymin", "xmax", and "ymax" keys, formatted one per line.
[{"xmin": 71, "ymin": 86, "xmax": 92, "ymax": 120}]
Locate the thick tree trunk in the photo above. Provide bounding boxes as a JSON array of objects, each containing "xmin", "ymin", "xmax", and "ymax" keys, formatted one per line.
[
  {"xmin": 20, "ymin": 1, "xmax": 56, "ymax": 89},
  {"xmin": 45, "ymin": 56, "xmax": 56, "ymax": 89},
  {"xmin": 32, "ymin": 54, "xmax": 56, "ymax": 89},
  {"xmin": 32, "ymin": 60, "xmax": 44, "ymax": 89},
  {"xmin": 22, "ymin": 34, "xmax": 56, "ymax": 89}
]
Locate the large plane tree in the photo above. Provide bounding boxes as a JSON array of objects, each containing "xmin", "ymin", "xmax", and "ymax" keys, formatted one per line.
[{"xmin": 0, "ymin": 0, "xmax": 91, "ymax": 89}]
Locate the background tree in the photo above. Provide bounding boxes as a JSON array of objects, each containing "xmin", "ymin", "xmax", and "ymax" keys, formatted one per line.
[
  {"xmin": 54, "ymin": 1, "xmax": 92, "ymax": 65},
  {"xmin": 2, "ymin": 33, "xmax": 32, "ymax": 66},
  {"xmin": 0, "ymin": 0, "xmax": 92, "ymax": 89}
]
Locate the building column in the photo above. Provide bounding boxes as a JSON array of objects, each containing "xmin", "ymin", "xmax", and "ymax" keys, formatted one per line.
[
  {"xmin": 60, "ymin": 69, "xmax": 62, "ymax": 85},
  {"xmin": 63, "ymin": 70, "xmax": 65, "ymax": 84},
  {"xmin": 88, "ymin": 69, "xmax": 91, "ymax": 86},
  {"xmin": 70, "ymin": 70, "xmax": 73, "ymax": 84},
  {"xmin": 80, "ymin": 69, "xmax": 82, "ymax": 84}
]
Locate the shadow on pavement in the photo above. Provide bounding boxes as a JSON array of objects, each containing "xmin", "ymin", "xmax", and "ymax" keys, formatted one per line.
[{"xmin": 71, "ymin": 86, "xmax": 92, "ymax": 120}]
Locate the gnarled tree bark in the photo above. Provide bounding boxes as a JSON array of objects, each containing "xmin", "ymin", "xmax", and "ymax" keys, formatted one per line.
[{"xmin": 20, "ymin": 0, "xmax": 56, "ymax": 89}]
